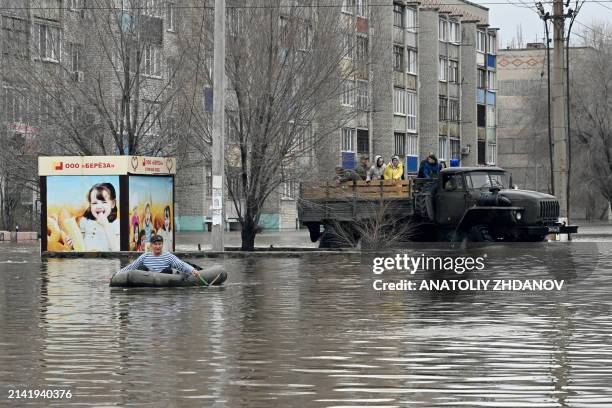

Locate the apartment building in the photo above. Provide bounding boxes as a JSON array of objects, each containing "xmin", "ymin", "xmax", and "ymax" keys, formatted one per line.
[
  {"xmin": 0, "ymin": 1, "xmax": 501, "ymax": 232},
  {"xmin": 497, "ymin": 45, "xmax": 610, "ymax": 219},
  {"xmin": 333, "ymin": 0, "xmax": 499, "ymax": 176}
]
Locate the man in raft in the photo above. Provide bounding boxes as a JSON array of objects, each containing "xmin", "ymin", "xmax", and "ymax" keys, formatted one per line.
[{"xmin": 120, "ymin": 234, "xmax": 201, "ymax": 278}]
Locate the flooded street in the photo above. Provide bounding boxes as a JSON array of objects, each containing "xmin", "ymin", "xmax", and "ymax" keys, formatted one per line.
[{"xmin": 1, "ymin": 241, "xmax": 612, "ymax": 407}]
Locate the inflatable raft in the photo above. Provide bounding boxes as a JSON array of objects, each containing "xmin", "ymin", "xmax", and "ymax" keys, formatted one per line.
[{"xmin": 110, "ymin": 265, "xmax": 227, "ymax": 288}]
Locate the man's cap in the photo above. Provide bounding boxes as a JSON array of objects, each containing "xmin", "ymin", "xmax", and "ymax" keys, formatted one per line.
[{"xmin": 150, "ymin": 234, "xmax": 163, "ymax": 243}]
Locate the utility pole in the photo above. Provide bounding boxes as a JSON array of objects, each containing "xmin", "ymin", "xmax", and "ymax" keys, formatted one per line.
[
  {"xmin": 552, "ymin": 0, "xmax": 568, "ymax": 220},
  {"xmin": 211, "ymin": 0, "xmax": 226, "ymax": 251}
]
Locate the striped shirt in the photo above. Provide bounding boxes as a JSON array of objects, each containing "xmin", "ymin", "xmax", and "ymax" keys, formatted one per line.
[{"xmin": 121, "ymin": 252, "xmax": 194, "ymax": 275}]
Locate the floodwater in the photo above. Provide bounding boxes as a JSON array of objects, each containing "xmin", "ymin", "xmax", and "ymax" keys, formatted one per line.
[{"xmin": 1, "ymin": 241, "xmax": 612, "ymax": 407}]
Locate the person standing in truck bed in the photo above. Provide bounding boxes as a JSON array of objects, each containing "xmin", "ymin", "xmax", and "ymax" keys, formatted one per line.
[
  {"xmin": 366, "ymin": 155, "xmax": 385, "ymax": 182},
  {"xmin": 384, "ymin": 156, "xmax": 404, "ymax": 180}
]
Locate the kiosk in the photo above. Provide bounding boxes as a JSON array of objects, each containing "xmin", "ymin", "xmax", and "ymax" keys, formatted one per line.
[{"xmin": 39, "ymin": 156, "xmax": 176, "ymax": 253}]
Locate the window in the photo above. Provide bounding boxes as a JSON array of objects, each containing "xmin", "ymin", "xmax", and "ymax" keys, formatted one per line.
[
  {"xmin": 1, "ymin": 87, "xmax": 25, "ymax": 123},
  {"xmin": 449, "ymin": 98, "xmax": 459, "ymax": 122},
  {"xmin": 143, "ymin": 101, "xmax": 161, "ymax": 134},
  {"xmin": 2, "ymin": 16, "xmax": 28, "ymax": 57},
  {"xmin": 478, "ymin": 69, "xmax": 486, "ymax": 89},
  {"xmin": 477, "ymin": 30, "xmax": 486, "ymax": 52},
  {"xmin": 449, "ymin": 22, "xmax": 460, "ymax": 43},
  {"xmin": 166, "ymin": 2, "xmax": 176, "ymax": 31},
  {"xmin": 69, "ymin": 43, "xmax": 82, "ymax": 72},
  {"xmin": 343, "ymin": 34, "xmax": 353, "ymax": 59},
  {"xmin": 407, "ymin": 91, "xmax": 417, "ymax": 132},
  {"xmin": 439, "ymin": 58, "xmax": 447, "ymax": 81},
  {"xmin": 438, "ymin": 137, "xmax": 449, "ymax": 160},
  {"xmin": 71, "ymin": 105, "xmax": 83, "ymax": 123},
  {"xmin": 357, "ymin": 129, "xmax": 369, "ymax": 154},
  {"xmin": 68, "ymin": 0, "xmax": 82, "ymax": 10},
  {"xmin": 143, "ymin": 0, "xmax": 163, "ymax": 17},
  {"xmin": 393, "ymin": 45, "xmax": 403, "ymax": 71},
  {"xmin": 282, "ymin": 180, "xmax": 299, "ymax": 199},
  {"xmin": 439, "ymin": 19, "xmax": 447, "ymax": 42},
  {"xmin": 356, "ymin": 36, "xmax": 368, "ymax": 62},
  {"xmin": 40, "ymin": 94, "xmax": 53, "ymax": 121},
  {"xmin": 442, "ymin": 173, "xmax": 464, "ymax": 190},
  {"xmin": 477, "ymin": 104, "xmax": 486, "ymax": 127},
  {"xmin": 341, "ymin": 80, "xmax": 355, "ymax": 106},
  {"xmin": 486, "ymin": 106, "xmax": 496, "ymax": 127},
  {"xmin": 394, "ymin": 132, "xmax": 406, "ymax": 156},
  {"xmin": 393, "ymin": 88, "xmax": 406, "ymax": 115},
  {"xmin": 229, "ymin": 9, "xmax": 244, "ymax": 37},
  {"xmin": 407, "ymin": 134, "xmax": 418, "ymax": 155},
  {"xmin": 36, "ymin": 24, "xmax": 61, "ymax": 61},
  {"xmin": 487, "ymin": 143, "xmax": 497, "ymax": 165},
  {"xmin": 407, "ymin": 49, "xmax": 417, "ymax": 74},
  {"xmin": 166, "ymin": 59, "xmax": 176, "ymax": 88},
  {"xmin": 356, "ymin": 80, "xmax": 369, "ymax": 110},
  {"xmin": 488, "ymin": 34, "xmax": 497, "ymax": 54},
  {"xmin": 357, "ymin": 0, "xmax": 367, "ymax": 17},
  {"xmin": 279, "ymin": 16, "xmax": 289, "ymax": 48},
  {"xmin": 342, "ymin": 128, "xmax": 354, "ymax": 151},
  {"xmin": 439, "ymin": 97, "xmax": 447, "ymax": 121},
  {"xmin": 342, "ymin": 0, "xmax": 355, "ymax": 14},
  {"xmin": 228, "ymin": 173, "xmax": 243, "ymax": 197},
  {"xmin": 206, "ymin": 166, "xmax": 212, "ymax": 197},
  {"xmin": 449, "ymin": 60, "xmax": 458, "ymax": 83},
  {"xmin": 487, "ymin": 71, "xmax": 496, "ymax": 90},
  {"xmin": 393, "ymin": 3, "xmax": 404, "ymax": 28},
  {"xmin": 405, "ymin": 7, "xmax": 417, "ymax": 32},
  {"xmin": 143, "ymin": 44, "xmax": 162, "ymax": 76},
  {"xmin": 298, "ymin": 23, "xmax": 312, "ymax": 50},
  {"xmin": 450, "ymin": 138, "xmax": 460, "ymax": 160}
]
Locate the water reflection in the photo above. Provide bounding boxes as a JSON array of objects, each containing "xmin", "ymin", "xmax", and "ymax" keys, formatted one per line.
[{"xmin": 0, "ymin": 243, "xmax": 611, "ymax": 407}]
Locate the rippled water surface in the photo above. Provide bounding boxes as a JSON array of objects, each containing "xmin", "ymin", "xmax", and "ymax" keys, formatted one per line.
[{"xmin": 1, "ymin": 242, "xmax": 612, "ymax": 407}]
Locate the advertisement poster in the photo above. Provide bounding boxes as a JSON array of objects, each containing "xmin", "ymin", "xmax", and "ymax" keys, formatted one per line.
[
  {"xmin": 46, "ymin": 176, "xmax": 121, "ymax": 252},
  {"xmin": 128, "ymin": 175, "xmax": 173, "ymax": 252}
]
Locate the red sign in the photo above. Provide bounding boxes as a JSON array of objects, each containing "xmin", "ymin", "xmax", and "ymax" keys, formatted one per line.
[{"xmin": 7, "ymin": 122, "xmax": 40, "ymax": 134}]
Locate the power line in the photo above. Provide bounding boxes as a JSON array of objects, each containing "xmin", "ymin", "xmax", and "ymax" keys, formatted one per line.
[
  {"xmin": 592, "ymin": 0, "xmax": 612, "ymax": 11},
  {"xmin": 3, "ymin": 1, "xmax": 612, "ymax": 11}
]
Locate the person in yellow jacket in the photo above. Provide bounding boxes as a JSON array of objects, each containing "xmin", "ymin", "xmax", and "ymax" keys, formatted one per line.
[{"xmin": 383, "ymin": 156, "xmax": 404, "ymax": 180}]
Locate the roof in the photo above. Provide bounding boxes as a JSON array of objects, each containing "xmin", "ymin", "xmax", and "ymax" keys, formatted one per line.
[{"xmin": 441, "ymin": 166, "xmax": 506, "ymax": 173}]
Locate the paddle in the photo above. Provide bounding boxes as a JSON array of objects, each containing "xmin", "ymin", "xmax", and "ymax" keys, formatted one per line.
[{"xmin": 185, "ymin": 261, "xmax": 210, "ymax": 286}]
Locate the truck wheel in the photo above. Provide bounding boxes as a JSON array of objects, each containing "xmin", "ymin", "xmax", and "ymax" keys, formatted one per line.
[
  {"xmin": 319, "ymin": 223, "xmax": 355, "ymax": 249},
  {"xmin": 304, "ymin": 222, "xmax": 321, "ymax": 242},
  {"xmin": 468, "ymin": 225, "xmax": 494, "ymax": 242}
]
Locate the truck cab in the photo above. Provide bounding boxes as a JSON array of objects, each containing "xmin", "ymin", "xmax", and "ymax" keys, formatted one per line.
[{"xmin": 417, "ymin": 167, "xmax": 577, "ymax": 242}]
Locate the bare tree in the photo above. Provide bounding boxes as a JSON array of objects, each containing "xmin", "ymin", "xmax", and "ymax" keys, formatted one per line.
[
  {"xmin": 571, "ymin": 25, "xmax": 612, "ymax": 215},
  {"xmin": 2, "ymin": 0, "xmax": 199, "ymax": 158},
  {"xmin": 0, "ymin": 0, "xmax": 206, "ymax": 227},
  {"xmin": 188, "ymin": 0, "xmax": 374, "ymax": 250}
]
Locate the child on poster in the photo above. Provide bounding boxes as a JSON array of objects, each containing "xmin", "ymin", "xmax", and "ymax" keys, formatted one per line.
[
  {"xmin": 157, "ymin": 205, "xmax": 173, "ymax": 251},
  {"xmin": 143, "ymin": 203, "xmax": 154, "ymax": 248},
  {"xmin": 79, "ymin": 183, "xmax": 121, "ymax": 251}
]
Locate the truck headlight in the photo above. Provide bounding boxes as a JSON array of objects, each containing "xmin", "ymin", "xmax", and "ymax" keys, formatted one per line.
[{"xmin": 515, "ymin": 211, "xmax": 522, "ymax": 221}]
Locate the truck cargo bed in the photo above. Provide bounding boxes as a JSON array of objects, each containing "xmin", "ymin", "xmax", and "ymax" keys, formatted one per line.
[{"xmin": 299, "ymin": 180, "xmax": 415, "ymax": 222}]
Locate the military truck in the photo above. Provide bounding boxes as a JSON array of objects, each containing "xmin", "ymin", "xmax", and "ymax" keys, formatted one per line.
[{"xmin": 298, "ymin": 166, "xmax": 578, "ymax": 247}]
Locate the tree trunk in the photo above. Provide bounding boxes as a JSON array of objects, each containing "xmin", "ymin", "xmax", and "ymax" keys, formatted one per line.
[{"xmin": 240, "ymin": 217, "xmax": 257, "ymax": 251}]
